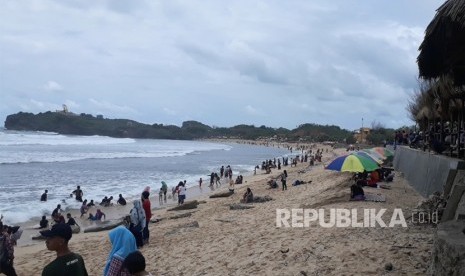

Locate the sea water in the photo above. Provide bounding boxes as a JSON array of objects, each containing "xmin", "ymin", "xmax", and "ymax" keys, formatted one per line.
[{"xmin": 0, "ymin": 129, "xmax": 289, "ymax": 224}]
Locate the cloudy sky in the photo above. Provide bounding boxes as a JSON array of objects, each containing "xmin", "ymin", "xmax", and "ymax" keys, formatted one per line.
[{"xmin": 0, "ymin": 0, "xmax": 443, "ymax": 130}]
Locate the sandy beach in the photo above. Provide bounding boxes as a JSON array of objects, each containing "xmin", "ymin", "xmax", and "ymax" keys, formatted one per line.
[{"xmin": 13, "ymin": 146, "xmax": 434, "ymax": 276}]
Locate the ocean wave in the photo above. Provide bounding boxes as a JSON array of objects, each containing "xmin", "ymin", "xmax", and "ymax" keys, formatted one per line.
[{"xmin": 0, "ymin": 130, "xmax": 136, "ymax": 146}]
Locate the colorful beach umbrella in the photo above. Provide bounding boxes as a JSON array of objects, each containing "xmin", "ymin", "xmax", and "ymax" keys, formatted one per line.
[
  {"xmin": 352, "ymin": 151, "xmax": 383, "ymax": 164},
  {"xmin": 325, "ymin": 154, "xmax": 379, "ymax": 173},
  {"xmin": 371, "ymin": 147, "xmax": 394, "ymax": 158},
  {"xmin": 362, "ymin": 149, "xmax": 386, "ymax": 160}
]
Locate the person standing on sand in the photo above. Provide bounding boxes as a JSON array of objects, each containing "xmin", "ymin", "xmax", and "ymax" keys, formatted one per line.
[
  {"xmin": 129, "ymin": 200, "xmax": 146, "ymax": 248},
  {"xmin": 41, "ymin": 190, "xmax": 48, "ymax": 201},
  {"xmin": 178, "ymin": 183, "xmax": 186, "ymax": 205},
  {"xmin": 220, "ymin": 166, "xmax": 224, "ymax": 178},
  {"xmin": 104, "ymin": 226, "xmax": 137, "ymax": 276},
  {"xmin": 141, "ymin": 191, "xmax": 151, "ymax": 245},
  {"xmin": 40, "ymin": 223, "xmax": 88, "ymax": 276},
  {"xmin": 281, "ymin": 170, "xmax": 287, "ymax": 191},
  {"xmin": 161, "ymin": 181, "xmax": 168, "ymax": 202},
  {"xmin": 198, "ymin": 178, "xmax": 202, "ymax": 188}
]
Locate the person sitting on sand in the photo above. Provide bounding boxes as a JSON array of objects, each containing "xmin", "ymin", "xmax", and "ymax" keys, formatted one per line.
[
  {"xmin": 117, "ymin": 194, "xmax": 127, "ymax": 206},
  {"xmin": 104, "ymin": 226, "xmax": 137, "ymax": 276},
  {"xmin": 367, "ymin": 170, "xmax": 380, "ymax": 187},
  {"xmin": 350, "ymin": 182, "xmax": 365, "ymax": 201},
  {"xmin": 41, "ymin": 189, "xmax": 48, "ymax": 202},
  {"xmin": 267, "ymin": 179, "xmax": 278, "ymax": 189},
  {"xmin": 95, "ymin": 209, "xmax": 106, "ymax": 221},
  {"xmin": 39, "ymin": 216, "xmax": 49, "ymax": 229},
  {"xmin": 241, "ymin": 188, "xmax": 254, "ymax": 203},
  {"xmin": 123, "ymin": 251, "xmax": 153, "ymax": 276},
  {"xmin": 40, "ymin": 223, "xmax": 88, "ymax": 276},
  {"xmin": 66, "ymin": 213, "xmax": 77, "ymax": 226}
]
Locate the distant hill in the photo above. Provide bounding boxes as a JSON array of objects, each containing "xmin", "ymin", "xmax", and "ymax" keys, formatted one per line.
[{"xmin": 4, "ymin": 111, "xmax": 353, "ymax": 142}]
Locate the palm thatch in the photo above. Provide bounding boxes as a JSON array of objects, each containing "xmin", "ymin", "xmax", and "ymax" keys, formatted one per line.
[{"xmin": 417, "ymin": 0, "xmax": 465, "ymax": 86}]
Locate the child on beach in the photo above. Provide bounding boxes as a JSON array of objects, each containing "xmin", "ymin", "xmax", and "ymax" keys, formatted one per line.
[
  {"xmin": 80, "ymin": 200, "xmax": 89, "ymax": 218},
  {"xmin": 123, "ymin": 251, "xmax": 153, "ymax": 276},
  {"xmin": 158, "ymin": 188, "xmax": 164, "ymax": 205}
]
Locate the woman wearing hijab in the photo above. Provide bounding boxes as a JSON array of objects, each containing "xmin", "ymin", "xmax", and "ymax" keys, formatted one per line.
[
  {"xmin": 129, "ymin": 200, "xmax": 146, "ymax": 248},
  {"xmin": 104, "ymin": 226, "xmax": 137, "ymax": 276}
]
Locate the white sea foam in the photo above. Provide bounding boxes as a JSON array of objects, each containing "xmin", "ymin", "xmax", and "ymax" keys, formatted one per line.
[{"xmin": 0, "ymin": 130, "xmax": 286, "ymax": 224}]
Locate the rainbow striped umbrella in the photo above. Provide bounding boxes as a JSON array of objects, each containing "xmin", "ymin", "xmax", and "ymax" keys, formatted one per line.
[
  {"xmin": 325, "ymin": 154, "xmax": 379, "ymax": 172},
  {"xmin": 352, "ymin": 151, "xmax": 383, "ymax": 164}
]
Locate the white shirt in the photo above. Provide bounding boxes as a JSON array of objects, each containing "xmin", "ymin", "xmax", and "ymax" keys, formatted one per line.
[{"xmin": 179, "ymin": 186, "xmax": 187, "ymax": 196}]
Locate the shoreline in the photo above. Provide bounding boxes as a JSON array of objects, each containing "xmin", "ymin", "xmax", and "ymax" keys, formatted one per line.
[
  {"xmin": 13, "ymin": 140, "xmax": 295, "ymax": 247},
  {"xmin": 14, "ymin": 144, "xmax": 435, "ymax": 275}
]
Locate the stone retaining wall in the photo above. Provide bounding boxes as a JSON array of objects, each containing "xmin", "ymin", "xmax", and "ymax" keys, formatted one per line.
[{"xmin": 393, "ymin": 146, "xmax": 465, "ymax": 197}]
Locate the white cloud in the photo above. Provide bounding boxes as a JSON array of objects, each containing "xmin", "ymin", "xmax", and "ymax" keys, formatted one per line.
[
  {"xmin": 0, "ymin": 0, "xmax": 443, "ymax": 130},
  {"xmin": 43, "ymin": 81, "xmax": 63, "ymax": 92}
]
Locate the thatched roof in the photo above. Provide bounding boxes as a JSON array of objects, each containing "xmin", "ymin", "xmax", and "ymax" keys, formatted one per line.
[{"xmin": 417, "ymin": 0, "xmax": 465, "ymax": 86}]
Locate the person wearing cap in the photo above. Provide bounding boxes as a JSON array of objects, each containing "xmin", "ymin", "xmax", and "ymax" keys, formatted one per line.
[{"xmin": 41, "ymin": 223, "xmax": 88, "ymax": 276}]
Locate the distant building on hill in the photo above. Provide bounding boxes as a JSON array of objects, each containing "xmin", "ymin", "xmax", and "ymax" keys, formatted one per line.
[
  {"xmin": 55, "ymin": 104, "xmax": 77, "ymax": 116},
  {"xmin": 353, "ymin": 127, "xmax": 371, "ymax": 143}
]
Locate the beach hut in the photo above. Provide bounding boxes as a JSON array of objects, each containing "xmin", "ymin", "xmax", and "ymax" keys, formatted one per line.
[
  {"xmin": 417, "ymin": 0, "xmax": 465, "ymax": 86},
  {"xmin": 416, "ymin": 0, "xmax": 465, "ymax": 157}
]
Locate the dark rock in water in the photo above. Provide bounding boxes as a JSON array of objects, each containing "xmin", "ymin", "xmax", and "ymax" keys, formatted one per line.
[
  {"xmin": 209, "ymin": 191, "xmax": 234, "ymax": 198},
  {"xmin": 252, "ymin": 195, "xmax": 273, "ymax": 203},
  {"xmin": 83, "ymin": 220, "xmax": 124, "ymax": 233},
  {"xmin": 384, "ymin": 262, "xmax": 393, "ymax": 271},
  {"xmin": 230, "ymin": 204, "xmax": 255, "ymax": 210},
  {"xmin": 169, "ymin": 212, "xmax": 193, "ymax": 219},
  {"xmin": 167, "ymin": 200, "xmax": 199, "ymax": 211}
]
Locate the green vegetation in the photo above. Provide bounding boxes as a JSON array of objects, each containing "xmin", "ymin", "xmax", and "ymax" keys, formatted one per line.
[{"xmin": 3, "ymin": 111, "xmax": 391, "ymax": 144}]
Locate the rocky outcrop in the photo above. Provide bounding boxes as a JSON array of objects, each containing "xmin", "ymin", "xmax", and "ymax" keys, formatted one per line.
[{"xmin": 431, "ymin": 220, "xmax": 465, "ymax": 275}]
